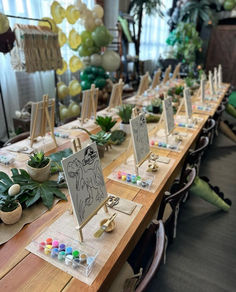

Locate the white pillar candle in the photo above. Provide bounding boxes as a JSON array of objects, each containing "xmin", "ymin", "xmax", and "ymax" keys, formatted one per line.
[{"xmin": 218, "ymin": 64, "xmax": 222, "ymax": 87}]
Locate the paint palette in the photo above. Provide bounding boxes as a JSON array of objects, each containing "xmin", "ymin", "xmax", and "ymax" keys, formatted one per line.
[
  {"xmin": 116, "ymin": 170, "xmax": 153, "ymax": 189},
  {"xmin": 33, "ymin": 231, "xmax": 99, "ymax": 277}
]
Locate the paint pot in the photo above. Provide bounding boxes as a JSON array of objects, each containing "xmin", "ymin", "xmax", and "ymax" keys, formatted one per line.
[
  {"xmin": 59, "ymin": 243, "xmax": 66, "ymax": 251},
  {"xmin": 58, "ymin": 251, "xmax": 66, "ymax": 261},
  {"xmin": 79, "ymin": 253, "xmax": 87, "ymax": 264},
  {"xmin": 117, "ymin": 171, "xmax": 122, "ymax": 179},
  {"xmin": 39, "ymin": 242, "xmax": 46, "ymax": 251},
  {"xmin": 51, "ymin": 248, "xmax": 59, "ymax": 258},
  {"xmin": 44, "ymin": 245, "xmax": 52, "ymax": 255},
  {"xmin": 72, "ymin": 258, "xmax": 80, "ymax": 269},
  {"xmin": 46, "ymin": 238, "xmax": 52, "ymax": 245},
  {"xmin": 52, "ymin": 240, "xmax": 59, "ymax": 248},
  {"xmin": 65, "ymin": 254, "xmax": 73, "ymax": 266},
  {"xmin": 72, "ymin": 250, "xmax": 79, "ymax": 258},
  {"xmin": 66, "ymin": 246, "xmax": 73, "ymax": 255}
]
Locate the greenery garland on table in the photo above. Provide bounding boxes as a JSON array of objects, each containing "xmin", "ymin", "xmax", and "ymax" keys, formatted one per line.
[{"xmin": 0, "ymin": 169, "xmax": 67, "ymax": 210}]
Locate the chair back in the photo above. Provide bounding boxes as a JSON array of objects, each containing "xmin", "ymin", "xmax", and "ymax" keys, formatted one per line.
[
  {"xmin": 157, "ymin": 168, "xmax": 196, "ymax": 243},
  {"xmin": 3, "ymin": 131, "xmax": 30, "ymax": 147},
  {"xmin": 180, "ymin": 136, "xmax": 209, "ymax": 183},
  {"xmin": 127, "ymin": 220, "xmax": 165, "ymax": 292},
  {"xmin": 202, "ymin": 118, "xmax": 216, "ymax": 144},
  {"xmin": 213, "ymin": 103, "xmax": 225, "ymax": 135}
]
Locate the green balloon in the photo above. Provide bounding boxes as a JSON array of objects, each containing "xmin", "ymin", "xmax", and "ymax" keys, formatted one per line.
[
  {"xmin": 80, "ymin": 71, "xmax": 89, "ymax": 81},
  {"xmin": 81, "ymin": 31, "xmax": 92, "ymax": 43},
  {"xmin": 104, "ymin": 73, "xmax": 109, "ymax": 79},
  {"xmin": 91, "ymin": 66, "xmax": 99, "ymax": 75},
  {"xmin": 87, "ymin": 73, "xmax": 96, "ymax": 81},
  {"xmin": 85, "ymin": 37, "xmax": 94, "ymax": 47},
  {"xmin": 94, "ymin": 77, "xmax": 106, "ymax": 89},
  {"xmin": 84, "ymin": 66, "xmax": 92, "ymax": 74},
  {"xmin": 87, "ymin": 46, "xmax": 95, "ymax": 56},
  {"xmin": 224, "ymin": 0, "xmax": 235, "ymax": 10},
  {"xmin": 91, "ymin": 26, "xmax": 112, "ymax": 47},
  {"xmin": 97, "ymin": 67, "xmax": 105, "ymax": 76},
  {"xmin": 78, "ymin": 45, "xmax": 89, "ymax": 57},
  {"xmin": 81, "ymin": 80, "xmax": 91, "ymax": 90}
]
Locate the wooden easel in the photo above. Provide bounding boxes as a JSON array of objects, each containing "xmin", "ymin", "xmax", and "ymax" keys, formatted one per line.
[
  {"xmin": 171, "ymin": 63, "xmax": 181, "ymax": 80},
  {"xmin": 80, "ymin": 84, "xmax": 98, "ymax": 126},
  {"xmin": 162, "ymin": 65, "xmax": 171, "ymax": 84},
  {"xmin": 71, "ymin": 137, "xmax": 82, "ymax": 153},
  {"xmin": 151, "ymin": 69, "xmax": 161, "ymax": 89},
  {"xmin": 75, "ymin": 197, "xmax": 109, "ymax": 242},
  {"xmin": 107, "ymin": 78, "xmax": 123, "ymax": 110},
  {"xmin": 125, "ymin": 108, "xmax": 151, "ymax": 176},
  {"xmin": 30, "ymin": 94, "xmax": 57, "ymax": 148},
  {"xmin": 136, "ymin": 72, "xmax": 149, "ymax": 97}
]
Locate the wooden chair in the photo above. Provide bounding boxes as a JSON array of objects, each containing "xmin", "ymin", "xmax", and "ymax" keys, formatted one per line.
[
  {"xmin": 179, "ymin": 136, "xmax": 209, "ymax": 184},
  {"xmin": 213, "ymin": 103, "xmax": 225, "ymax": 136},
  {"xmin": 202, "ymin": 118, "xmax": 216, "ymax": 144},
  {"xmin": 3, "ymin": 131, "xmax": 30, "ymax": 147},
  {"xmin": 108, "ymin": 220, "xmax": 165, "ymax": 292},
  {"xmin": 157, "ymin": 168, "xmax": 196, "ymax": 244}
]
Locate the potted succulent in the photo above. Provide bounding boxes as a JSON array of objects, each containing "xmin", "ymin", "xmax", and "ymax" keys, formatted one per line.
[
  {"xmin": 26, "ymin": 151, "xmax": 51, "ymax": 182},
  {"xmin": 117, "ymin": 104, "xmax": 133, "ymax": 134},
  {"xmin": 151, "ymin": 97, "xmax": 162, "ymax": 114},
  {"xmin": 0, "ymin": 196, "xmax": 22, "ymax": 224},
  {"xmin": 95, "ymin": 116, "xmax": 117, "ymax": 132},
  {"xmin": 90, "ymin": 131, "xmax": 112, "ymax": 158}
]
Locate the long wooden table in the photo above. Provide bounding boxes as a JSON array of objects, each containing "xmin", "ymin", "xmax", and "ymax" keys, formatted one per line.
[{"xmin": 0, "ymin": 84, "xmax": 229, "ymax": 291}]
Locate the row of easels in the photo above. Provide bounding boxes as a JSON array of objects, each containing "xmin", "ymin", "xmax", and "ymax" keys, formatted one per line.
[
  {"xmin": 30, "ymin": 94, "xmax": 57, "ymax": 148},
  {"xmin": 80, "ymin": 84, "xmax": 98, "ymax": 126}
]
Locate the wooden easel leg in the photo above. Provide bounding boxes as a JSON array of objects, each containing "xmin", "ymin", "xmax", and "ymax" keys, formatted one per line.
[
  {"xmin": 78, "ymin": 228, "xmax": 83, "ymax": 242},
  {"xmin": 103, "ymin": 203, "xmax": 108, "ymax": 213}
]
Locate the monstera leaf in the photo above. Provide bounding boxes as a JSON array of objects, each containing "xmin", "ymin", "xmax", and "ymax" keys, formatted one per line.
[
  {"xmin": 49, "ymin": 148, "xmax": 73, "ymax": 174},
  {"xmin": 0, "ymin": 169, "xmax": 67, "ymax": 209}
]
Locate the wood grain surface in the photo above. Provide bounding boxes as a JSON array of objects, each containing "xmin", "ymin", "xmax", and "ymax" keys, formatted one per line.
[{"xmin": 0, "ymin": 84, "xmax": 229, "ymax": 291}]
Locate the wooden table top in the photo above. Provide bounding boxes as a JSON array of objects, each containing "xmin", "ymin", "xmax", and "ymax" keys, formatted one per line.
[{"xmin": 0, "ymin": 84, "xmax": 229, "ymax": 291}]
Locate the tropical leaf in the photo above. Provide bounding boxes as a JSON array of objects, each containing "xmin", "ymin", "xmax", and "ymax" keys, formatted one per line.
[{"xmin": 49, "ymin": 148, "xmax": 73, "ymax": 174}]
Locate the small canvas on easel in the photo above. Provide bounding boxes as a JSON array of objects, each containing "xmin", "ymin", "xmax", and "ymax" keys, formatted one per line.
[
  {"xmin": 30, "ymin": 95, "xmax": 57, "ymax": 147},
  {"xmin": 62, "ymin": 143, "xmax": 108, "ymax": 227},
  {"xmin": 108, "ymin": 79, "xmax": 123, "ymax": 110},
  {"xmin": 137, "ymin": 72, "xmax": 149, "ymax": 96},
  {"xmin": 80, "ymin": 85, "xmax": 98, "ymax": 125},
  {"xmin": 184, "ymin": 88, "xmax": 192, "ymax": 119},
  {"xmin": 163, "ymin": 96, "xmax": 175, "ymax": 135},
  {"xmin": 130, "ymin": 113, "xmax": 150, "ymax": 165}
]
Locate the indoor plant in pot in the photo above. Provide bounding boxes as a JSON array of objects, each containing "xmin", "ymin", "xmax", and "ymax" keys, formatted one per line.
[
  {"xmin": 90, "ymin": 131, "xmax": 112, "ymax": 158},
  {"xmin": 0, "ymin": 196, "xmax": 22, "ymax": 224},
  {"xmin": 95, "ymin": 115, "xmax": 117, "ymax": 132},
  {"xmin": 151, "ymin": 97, "xmax": 162, "ymax": 114},
  {"xmin": 26, "ymin": 151, "xmax": 51, "ymax": 182},
  {"xmin": 117, "ymin": 104, "xmax": 133, "ymax": 134}
]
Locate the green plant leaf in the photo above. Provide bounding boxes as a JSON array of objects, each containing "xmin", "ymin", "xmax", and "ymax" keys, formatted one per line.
[
  {"xmin": 49, "ymin": 148, "xmax": 73, "ymax": 174},
  {"xmin": 25, "ymin": 188, "xmax": 41, "ymax": 208}
]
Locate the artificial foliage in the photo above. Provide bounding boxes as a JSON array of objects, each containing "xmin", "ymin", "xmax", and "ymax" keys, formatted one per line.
[
  {"xmin": 95, "ymin": 116, "xmax": 117, "ymax": 132},
  {"xmin": 0, "ymin": 169, "xmax": 67, "ymax": 210},
  {"xmin": 28, "ymin": 152, "xmax": 50, "ymax": 169},
  {"xmin": 0, "ymin": 196, "xmax": 18, "ymax": 212},
  {"xmin": 117, "ymin": 104, "xmax": 134, "ymax": 124},
  {"xmin": 49, "ymin": 148, "xmax": 73, "ymax": 174},
  {"xmin": 90, "ymin": 131, "xmax": 111, "ymax": 146},
  {"xmin": 109, "ymin": 130, "xmax": 126, "ymax": 145},
  {"xmin": 166, "ymin": 22, "xmax": 202, "ymax": 72},
  {"xmin": 180, "ymin": 0, "xmax": 221, "ymax": 30}
]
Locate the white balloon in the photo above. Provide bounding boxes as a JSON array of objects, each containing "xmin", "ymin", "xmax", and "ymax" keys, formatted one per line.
[
  {"xmin": 101, "ymin": 50, "xmax": 121, "ymax": 72},
  {"xmin": 94, "ymin": 18, "xmax": 103, "ymax": 26},
  {"xmin": 90, "ymin": 54, "xmax": 102, "ymax": 66},
  {"xmin": 92, "ymin": 5, "xmax": 104, "ymax": 19}
]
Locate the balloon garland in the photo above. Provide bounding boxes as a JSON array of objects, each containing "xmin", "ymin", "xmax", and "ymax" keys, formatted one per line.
[{"xmin": 46, "ymin": 0, "xmax": 121, "ymax": 121}]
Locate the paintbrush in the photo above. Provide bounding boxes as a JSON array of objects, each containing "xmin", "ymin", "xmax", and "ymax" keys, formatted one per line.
[{"xmin": 93, "ymin": 213, "xmax": 117, "ymax": 238}]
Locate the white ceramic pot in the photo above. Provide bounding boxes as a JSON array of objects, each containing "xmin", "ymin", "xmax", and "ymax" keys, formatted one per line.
[
  {"xmin": 120, "ymin": 122, "xmax": 131, "ymax": 134},
  {"xmin": 0, "ymin": 202, "xmax": 22, "ymax": 224},
  {"xmin": 26, "ymin": 160, "xmax": 51, "ymax": 182}
]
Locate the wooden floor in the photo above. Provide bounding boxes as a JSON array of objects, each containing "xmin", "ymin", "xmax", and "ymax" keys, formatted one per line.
[{"xmin": 147, "ymin": 127, "xmax": 236, "ymax": 292}]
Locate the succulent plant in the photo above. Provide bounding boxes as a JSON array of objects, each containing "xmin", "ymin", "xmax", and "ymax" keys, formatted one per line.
[
  {"xmin": 117, "ymin": 104, "xmax": 134, "ymax": 124},
  {"xmin": 151, "ymin": 97, "xmax": 162, "ymax": 107},
  {"xmin": 90, "ymin": 131, "xmax": 112, "ymax": 146},
  {"xmin": 95, "ymin": 115, "xmax": 117, "ymax": 132},
  {"xmin": 0, "ymin": 196, "xmax": 18, "ymax": 212},
  {"xmin": 28, "ymin": 152, "xmax": 50, "ymax": 169},
  {"xmin": 109, "ymin": 130, "xmax": 126, "ymax": 145}
]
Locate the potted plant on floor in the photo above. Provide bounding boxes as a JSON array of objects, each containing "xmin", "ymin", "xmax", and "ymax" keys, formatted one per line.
[
  {"xmin": 0, "ymin": 196, "xmax": 22, "ymax": 224},
  {"xmin": 95, "ymin": 116, "xmax": 117, "ymax": 132},
  {"xmin": 26, "ymin": 151, "xmax": 51, "ymax": 182},
  {"xmin": 117, "ymin": 104, "xmax": 133, "ymax": 134}
]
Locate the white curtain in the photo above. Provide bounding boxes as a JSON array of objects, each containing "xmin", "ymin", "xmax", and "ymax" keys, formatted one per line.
[
  {"xmin": 0, "ymin": 0, "xmax": 94, "ymax": 141},
  {"xmin": 129, "ymin": 0, "xmax": 172, "ymax": 73}
]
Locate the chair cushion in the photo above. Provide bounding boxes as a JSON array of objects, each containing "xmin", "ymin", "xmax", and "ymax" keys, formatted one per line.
[
  {"xmin": 190, "ymin": 176, "xmax": 230, "ymax": 211},
  {"xmin": 108, "ymin": 261, "xmax": 134, "ymax": 292}
]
